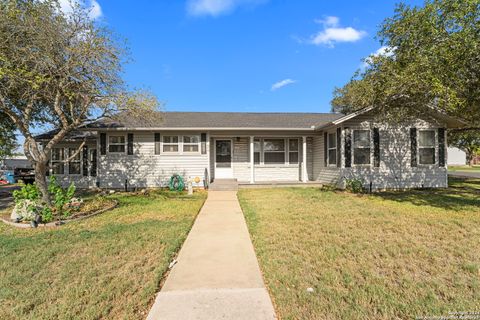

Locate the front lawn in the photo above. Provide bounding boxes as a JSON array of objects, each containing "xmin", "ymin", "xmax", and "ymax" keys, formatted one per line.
[
  {"xmin": 0, "ymin": 190, "xmax": 206, "ymax": 319},
  {"xmin": 238, "ymin": 178, "xmax": 480, "ymax": 320}
]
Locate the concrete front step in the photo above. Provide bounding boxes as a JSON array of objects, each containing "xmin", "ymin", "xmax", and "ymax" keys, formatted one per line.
[{"xmin": 209, "ymin": 179, "xmax": 239, "ymax": 191}]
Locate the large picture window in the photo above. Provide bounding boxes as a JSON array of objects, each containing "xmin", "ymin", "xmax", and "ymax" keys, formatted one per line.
[
  {"xmin": 68, "ymin": 148, "xmax": 81, "ymax": 174},
  {"xmin": 51, "ymin": 148, "xmax": 64, "ymax": 175},
  {"xmin": 263, "ymin": 139, "xmax": 285, "ymax": 164},
  {"xmin": 163, "ymin": 136, "xmax": 179, "ymax": 152},
  {"xmin": 183, "ymin": 135, "xmax": 200, "ymax": 152},
  {"xmin": 288, "ymin": 139, "xmax": 299, "ymax": 164},
  {"xmin": 328, "ymin": 133, "xmax": 337, "ymax": 166},
  {"xmin": 353, "ymin": 130, "xmax": 371, "ymax": 165},
  {"xmin": 419, "ymin": 130, "xmax": 435, "ymax": 165},
  {"xmin": 108, "ymin": 135, "xmax": 125, "ymax": 153}
]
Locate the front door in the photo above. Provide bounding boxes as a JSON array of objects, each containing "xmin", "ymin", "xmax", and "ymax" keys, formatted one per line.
[{"xmin": 215, "ymin": 140, "xmax": 233, "ymax": 179}]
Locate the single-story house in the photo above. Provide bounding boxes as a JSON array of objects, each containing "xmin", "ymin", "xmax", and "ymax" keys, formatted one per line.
[{"xmin": 35, "ymin": 108, "xmax": 464, "ymax": 190}]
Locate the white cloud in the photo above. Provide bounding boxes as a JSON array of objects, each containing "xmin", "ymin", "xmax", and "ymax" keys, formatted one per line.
[
  {"xmin": 271, "ymin": 79, "xmax": 296, "ymax": 91},
  {"xmin": 308, "ymin": 16, "xmax": 366, "ymax": 47},
  {"xmin": 89, "ymin": 0, "xmax": 102, "ymax": 19},
  {"xmin": 362, "ymin": 45, "xmax": 395, "ymax": 68},
  {"xmin": 315, "ymin": 16, "xmax": 339, "ymax": 27},
  {"xmin": 58, "ymin": 0, "xmax": 102, "ymax": 19},
  {"xmin": 186, "ymin": 0, "xmax": 266, "ymax": 17}
]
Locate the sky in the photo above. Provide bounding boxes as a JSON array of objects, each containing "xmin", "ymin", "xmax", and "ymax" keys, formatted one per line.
[
  {"xmin": 69, "ymin": 0, "xmax": 422, "ymax": 114},
  {"xmin": 15, "ymin": 0, "xmax": 424, "ymax": 152},
  {"xmin": 55, "ymin": 0, "xmax": 421, "ymax": 112}
]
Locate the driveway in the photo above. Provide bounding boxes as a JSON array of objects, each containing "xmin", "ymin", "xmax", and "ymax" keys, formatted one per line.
[
  {"xmin": 147, "ymin": 191, "xmax": 276, "ymax": 320},
  {"xmin": 449, "ymin": 171, "xmax": 480, "ymax": 179}
]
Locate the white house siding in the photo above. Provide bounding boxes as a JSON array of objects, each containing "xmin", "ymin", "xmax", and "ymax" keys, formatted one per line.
[
  {"xmin": 339, "ymin": 116, "xmax": 448, "ymax": 190},
  {"xmin": 447, "ymin": 147, "xmax": 466, "ymax": 165},
  {"xmin": 48, "ymin": 141, "xmax": 98, "ymax": 189},
  {"xmin": 98, "ymin": 131, "xmax": 209, "ymax": 188},
  {"xmin": 311, "ymin": 130, "xmax": 342, "ymax": 185}
]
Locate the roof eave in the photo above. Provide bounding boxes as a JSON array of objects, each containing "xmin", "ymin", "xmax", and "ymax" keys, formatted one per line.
[
  {"xmin": 314, "ymin": 107, "xmax": 374, "ymax": 131},
  {"xmin": 88, "ymin": 127, "xmax": 317, "ymax": 131}
]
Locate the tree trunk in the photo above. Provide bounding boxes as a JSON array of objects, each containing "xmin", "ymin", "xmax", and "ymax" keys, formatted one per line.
[
  {"xmin": 466, "ymin": 150, "xmax": 474, "ymax": 166},
  {"xmin": 35, "ymin": 161, "xmax": 50, "ymax": 205}
]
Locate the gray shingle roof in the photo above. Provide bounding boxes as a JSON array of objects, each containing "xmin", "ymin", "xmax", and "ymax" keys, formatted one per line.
[
  {"xmin": 35, "ymin": 129, "xmax": 97, "ymax": 141},
  {"xmin": 88, "ymin": 111, "xmax": 344, "ymax": 129}
]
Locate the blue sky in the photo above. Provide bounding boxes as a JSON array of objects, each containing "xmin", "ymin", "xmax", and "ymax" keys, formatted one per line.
[
  {"xmin": 88, "ymin": 0, "xmax": 421, "ymax": 114},
  {"xmin": 17, "ymin": 0, "xmax": 423, "ymax": 151}
]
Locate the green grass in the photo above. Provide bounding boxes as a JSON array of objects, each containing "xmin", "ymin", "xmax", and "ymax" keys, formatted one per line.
[
  {"xmin": 0, "ymin": 190, "xmax": 206, "ymax": 320},
  {"xmin": 238, "ymin": 178, "xmax": 480, "ymax": 320},
  {"xmin": 448, "ymin": 165, "xmax": 480, "ymax": 172}
]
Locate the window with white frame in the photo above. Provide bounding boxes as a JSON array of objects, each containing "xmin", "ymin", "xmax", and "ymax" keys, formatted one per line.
[
  {"xmin": 288, "ymin": 139, "xmax": 299, "ymax": 164},
  {"xmin": 108, "ymin": 135, "xmax": 125, "ymax": 153},
  {"xmin": 254, "ymin": 139, "xmax": 261, "ymax": 164},
  {"xmin": 183, "ymin": 135, "xmax": 200, "ymax": 152},
  {"xmin": 418, "ymin": 130, "xmax": 435, "ymax": 165},
  {"xmin": 353, "ymin": 130, "xmax": 371, "ymax": 165},
  {"xmin": 328, "ymin": 133, "xmax": 337, "ymax": 166},
  {"xmin": 263, "ymin": 139, "xmax": 285, "ymax": 164},
  {"xmin": 68, "ymin": 148, "xmax": 81, "ymax": 174},
  {"xmin": 163, "ymin": 136, "xmax": 179, "ymax": 152},
  {"xmin": 51, "ymin": 148, "xmax": 64, "ymax": 175}
]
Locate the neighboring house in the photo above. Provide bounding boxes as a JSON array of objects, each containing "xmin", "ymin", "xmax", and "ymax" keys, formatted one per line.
[
  {"xmin": 35, "ymin": 108, "xmax": 464, "ymax": 190},
  {"xmin": 0, "ymin": 156, "xmax": 32, "ymax": 170},
  {"xmin": 473, "ymin": 155, "xmax": 480, "ymax": 165},
  {"xmin": 447, "ymin": 147, "xmax": 467, "ymax": 166}
]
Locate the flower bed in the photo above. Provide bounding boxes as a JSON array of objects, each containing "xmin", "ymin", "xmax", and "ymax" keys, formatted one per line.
[
  {"xmin": 1, "ymin": 196, "xmax": 117, "ymax": 228},
  {"xmin": 1, "ymin": 176, "xmax": 118, "ymax": 228}
]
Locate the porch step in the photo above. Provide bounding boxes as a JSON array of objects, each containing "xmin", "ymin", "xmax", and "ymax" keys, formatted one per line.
[{"xmin": 209, "ymin": 179, "xmax": 239, "ymax": 191}]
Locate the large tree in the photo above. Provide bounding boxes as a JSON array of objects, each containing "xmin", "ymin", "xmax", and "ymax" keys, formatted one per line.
[
  {"xmin": 331, "ymin": 0, "xmax": 480, "ymax": 127},
  {"xmin": 448, "ymin": 130, "xmax": 480, "ymax": 165},
  {"xmin": 0, "ymin": 0, "xmax": 160, "ymax": 203},
  {"xmin": 0, "ymin": 114, "xmax": 17, "ymax": 161}
]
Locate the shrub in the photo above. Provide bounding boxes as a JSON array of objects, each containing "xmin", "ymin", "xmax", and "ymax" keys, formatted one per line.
[
  {"xmin": 10, "ymin": 176, "xmax": 79, "ymax": 222},
  {"xmin": 48, "ymin": 176, "xmax": 77, "ymax": 218},
  {"xmin": 13, "ymin": 183, "xmax": 40, "ymax": 203},
  {"xmin": 345, "ymin": 178, "xmax": 364, "ymax": 194}
]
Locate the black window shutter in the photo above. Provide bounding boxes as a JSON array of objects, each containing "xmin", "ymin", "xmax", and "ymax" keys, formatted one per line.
[
  {"xmin": 336, "ymin": 127, "xmax": 341, "ymax": 167},
  {"xmin": 410, "ymin": 128, "xmax": 417, "ymax": 167},
  {"xmin": 344, "ymin": 128, "xmax": 352, "ymax": 168},
  {"xmin": 90, "ymin": 149, "xmax": 97, "ymax": 177},
  {"xmin": 201, "ymin": 133, "xmax": 207, "ymax": 154},
  {"xmin": 100, "ymin": 133, "xmax": 106, "ymax": 155},
  {"xmin": 82, "ymin": 145, "xmax": 88, "ymax": 176},
  {"xmin": 323, "ymin": 132, "xmax": 328, "ymax": 166},
  {"xmin": 154, "ymin": 133, "xmax": 161, "ymax": 155},
  {"xmin": 46, "ymin": 161, "xmax": 50, "ymax": 176},
  {"xmin": 373, "ymin": 128, "xmax": 380, "ymax": 167},
  {"xmin": 127, "ymin": 133, "xmax": 134, "ymax": 155},
  {"xmin": 438, "ymin": 128, "xmax": 446, "ymax": 167}
]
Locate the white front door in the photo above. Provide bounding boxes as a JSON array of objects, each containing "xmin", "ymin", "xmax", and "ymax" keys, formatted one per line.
[{"xmin": 215, "ymin": 139, "xmax": 233, "ymax": 179}]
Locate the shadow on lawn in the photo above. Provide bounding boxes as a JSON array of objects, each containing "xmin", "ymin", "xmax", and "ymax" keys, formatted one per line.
[{"xmin": 373, "ymin": 178, "xmax": 480, "ymax": 211}]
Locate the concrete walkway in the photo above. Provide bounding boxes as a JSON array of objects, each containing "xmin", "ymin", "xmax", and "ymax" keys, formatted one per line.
[
  {"xmin": 147, "ymin": 191, "xmax": 276, "ymax": 320},
  {"xmin": 449, "ymin": 171, "xmax": 480, "ymax": 179}
]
